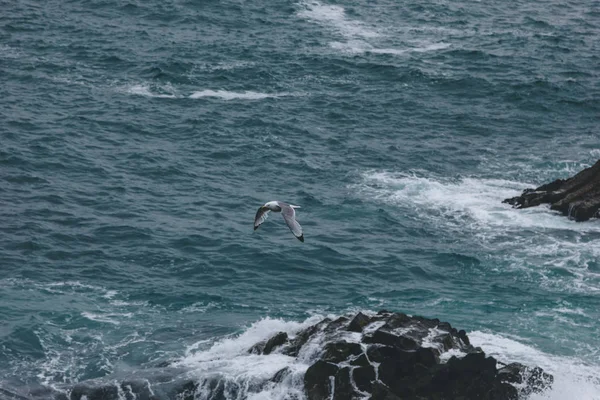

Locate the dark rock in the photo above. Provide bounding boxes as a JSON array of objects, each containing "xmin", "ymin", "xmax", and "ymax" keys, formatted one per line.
[
  {"xmin": 447, "ymin": 352, "xmax": 496, "ymax": 378},
  {"xmin": 350, "ymin": 353, "xmax": 370, "ymax": 367},
  {"xmin": 304, "ymin": 361, "xmax": 339, "ymax": 400},
  {"xmin": 425, "ymin": 352, "xmax": 519, "ymax": 400},
  {"xmin": 457, "ymin": 329, "xmax": 470, "ymax": 346},
  {"xmin": 333, "ymin": 367, "xmax": 359, "ymax": 400},
  {"xmin": 363, "ymin": 329, "xmax": 419, "ymax": 351},
  {"xmin": 378, "ymin": 352, "xmax": 420, "ymax": 388},
  {"xmin": 271, "ymin": 367, "xmax": 291, "ymax": 383},
  {"xmin": 525, "ymin": 366, "xmax": 554, "ymax": 394},
  {"xmin": 120, "ymin": 380, "xmax": 156, "ymax": 400},
  {"xmin": 347, "ymin": 312, "xmax": 371, "ymax": 332},
  {"xmin": 63, "ymin": 311, "xmax": 552, "ymax": 400},
  {"xmin": 498, "ymin": 362, "xmax": 554, "ymax": 396},
  {"xmin": 371, "ymin": 382, "xmax": 402, "ymax": 400},
  {"xmin": 284, "ymin": 318, "xmax": 330, "ymax": 357},
  {"xmin": 383, "ymin": 312, "xmax": 411, "ymax": 329},
  {"xmin": 353, "ymin": 365, "xmax": 376, "ymax": 393},
  {"xmin": 498, "ymin": 362, "xmax": 525, "ymax": 384},
  {"xmin": 250, "ymin": 332, "xmax": 288, "ymax": 355},
  {"xmin": 263, "ymin": 331, "xmax": 288, "ymax": 355},
  {"xmin": 325, "ymin": 316, "xmax": 349, "ymax": 332},
  {"xmin": 322, "ymin": 341, "xmax": 362, "ymax": 363},
  {"xmin": 248, "ymin": 340, "xmax": 266, "ymax": 354},
  {"xmin": 416, "ymin": 347, "xmax": 439, "ymax": 367},
  {"xmin": 503, "ymin": 160, "xmax": 600, "ymax": 221},
  {"xmin": 69, "ymin": 384, "xmax": 119, "ymax": 400},
  {"xmin": 366, "ymin": 345, "xmax": 406, "ymax": 363},
  {"xmin": 434, "ymin": 333, "xmax": 456, "ymax": 353}
]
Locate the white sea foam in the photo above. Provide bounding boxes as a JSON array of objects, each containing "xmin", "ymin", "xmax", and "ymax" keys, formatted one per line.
[
  {"xmin": 81, "ymin": 311, "xmax": 132, "ymax": 325},
  {"xmin": 468, "ymin": 331, "xmax": 600, "ymax": 400},
  {"xmin": 356, "ymin": 171, "xmax": 600, "ymax": 293},
  {"xmin": 330, "ymin": 40, "xmax": 450, "ymax": 55},
  {"xmin": 195, "ymin": 61, "xmax": 256, "ymax": 71},
  {"xmin": 124, "ymin": 84, "xmax": 178, "ymax": 98},
  {"xmin": 174, "ymin": 313, "xmax": 600, "ymax": 399},
  {"xmin": 177, "ymin": 316, "xmax": 326, "ymax": 400},
  {"xmin": 188, "ymin": 90, "xmax": 287, "ymax": 100},
  {"xmin": 358, "ymin": 171, "xmax": 600, "ymax": 232},
  {"xmin": 297, "ymin": 1, "xmax": 380, "ymax": 39}
]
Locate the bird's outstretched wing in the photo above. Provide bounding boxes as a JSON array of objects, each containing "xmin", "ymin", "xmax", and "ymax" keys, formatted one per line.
[
  {"xmin": 254, "ymin": 207, "xmax": 270, "ymax": 230},
  {"xmin": 281, "ymin": 204, "xmax": 304, "ymax": 242}
]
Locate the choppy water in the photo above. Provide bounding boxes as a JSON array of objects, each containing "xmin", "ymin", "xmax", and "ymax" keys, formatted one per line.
[{"xmin": 1, "ymin": 0, "xmax": 600, "ymax": 398}]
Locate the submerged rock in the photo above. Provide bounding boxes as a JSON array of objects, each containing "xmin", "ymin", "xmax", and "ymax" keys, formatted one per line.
[{"xmin": 503, "ymin": 160, "xmax": 600, "ymax": 221}]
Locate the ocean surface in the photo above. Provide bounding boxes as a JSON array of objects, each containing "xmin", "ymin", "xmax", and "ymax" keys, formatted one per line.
[{"xmin": 1, "ymin": 0, "xmax": 600, "ymax": 398}]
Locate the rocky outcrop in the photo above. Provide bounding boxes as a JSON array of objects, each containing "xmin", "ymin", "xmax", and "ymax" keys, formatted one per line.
[
  {"xmin": 503, "ymin": 160, "xmax": 600, "ymax": 221},
  {"xmin": 252, "ymin": 311, "xmax": 554, "ymax": 400},
  {"xmin": 25, "ymin": 311, "xmax": 553, "ymax": 400}
]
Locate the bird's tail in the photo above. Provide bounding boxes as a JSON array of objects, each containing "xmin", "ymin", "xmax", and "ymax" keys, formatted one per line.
[{"xmin": 290, "ymin": 205, "xmax": 301, "ymax": 209}]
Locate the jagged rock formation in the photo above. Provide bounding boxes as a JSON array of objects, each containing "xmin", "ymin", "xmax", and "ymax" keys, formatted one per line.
[
  {"xmin": 25, "ymin": 311, "xmax": 553, "ymax": 400},
  {"xmin": 503, "ymin": 160, "xmax": 600, "ymax": 221},
  {"xmin": 249, "ymin": 311, "xmax": 554, "ymax": 400}
]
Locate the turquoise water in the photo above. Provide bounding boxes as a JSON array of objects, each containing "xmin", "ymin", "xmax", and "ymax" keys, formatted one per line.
[{"xmin": 1, "ymin": 0, "xmax": 599, "ymax": 398}]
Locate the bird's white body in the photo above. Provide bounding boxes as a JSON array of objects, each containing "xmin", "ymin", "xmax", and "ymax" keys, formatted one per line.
[
  {"xmin": 263, "ymin": 201, "xmax": 300, "ymax": 211},
  {"xmin": 254, "ymin": 201, "xmax": 304, "ymax": 242}
]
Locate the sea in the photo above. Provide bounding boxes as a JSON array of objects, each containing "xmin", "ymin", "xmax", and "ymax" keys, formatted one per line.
[{"xmin": 1, "ymin": 0, "xmax": 599, "ymax": 398}]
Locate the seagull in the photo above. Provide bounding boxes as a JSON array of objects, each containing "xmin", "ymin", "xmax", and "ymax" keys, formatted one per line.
[{"xmin": 254, "ymin": 201, "xmax": 304, "ymax": 242}]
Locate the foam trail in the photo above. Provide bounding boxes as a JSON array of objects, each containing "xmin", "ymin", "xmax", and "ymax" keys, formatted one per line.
[
  {"xmin": 469, "ymin": 331, "xmax": 600, "ymax": 400},
  {"xmin": 125, "ymin": 84, "xmax": 178, "ymax": 98},
  {"xmin": 189, "ymin": 90, "xmax": 287, "ymax": 100},
  {"xmin": 358, "ymin": 172, "xmax": 600, "ymax": 232},
  {"xmin": 297, "ymin": 0, "xmax": 380, "ymax": 39},
  {"xmin": 330, "ymin": 41, "xmax": 450, "ymax": 55},
  {"xmin": 356, "ymin": 172, "xmax": 600, "ymax": 293}
]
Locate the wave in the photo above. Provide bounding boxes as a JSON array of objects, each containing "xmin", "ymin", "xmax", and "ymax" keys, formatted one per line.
[
  {"xmin": 355, "ymin": 171, "xmax": 600, "ymax": 294},
  {"xmin": 176, "ymin": 315, "xmax": 324, "ymax": 400},
  {"xmin": 469, "ymin": 331, "xmax": 600, "ymax": 400},
  {"xmin": 357, "ymin": 171, "xmax": 600, "ymax": 232},
  {"xmin": 188, "ymin": 90, "xmax": 289, "ymax": 100},
  {"xmin": 330, "ymin": 41, "xmax": 450, "ymax": 55},
  {"xmin": 124, "ymin": 84, "xmax": 178, "ymax": 98},
  {"xmin": 173, "ymin": 312, "xmax": 600, "ymax": 400},
  {"xmin": 297, "ymin": 0, "xmax": 380, "ymax": 39},
  {"xmin": 120, "ymin": 85, "xmax": 290, "ymax": 101}
]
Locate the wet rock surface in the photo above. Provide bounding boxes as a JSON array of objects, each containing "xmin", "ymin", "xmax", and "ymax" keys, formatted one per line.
[
  {"xmin": 503, "ymin": 160, "xmax": 600, "ymax": 222},
  {"xmin": 290, "ymin": 311, "xmax": 553, "ymax": 400},
  {"xmin": 23, "ymin": 311, "xmax": 553, "ymax": 400}
]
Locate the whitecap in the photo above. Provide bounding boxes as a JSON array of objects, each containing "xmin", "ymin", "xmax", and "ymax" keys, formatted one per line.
[
  {"xmin": 330, "ymin": 41, "xmax": 449, "ymax": 55},
  {"xmin": 176, "ymin": 315, "xmax": 326, "ymax": 400},
  {"xmin": 81, "ymin": 311, "xmax": 132, "ymax": 325},
  {"xmin": 355, "ymin": 171, "xmax": 600, "ymax": 293},
  {"xmin": 297, "ymin": 0, "xmax": 381, "ymax": 39},
  {"xmin": 357, "ymin": 171, "xmax": 600, "ymax": 232},
  {"xmin": 124, "ymin": 84, "xmax": 178, "ymax": 98},
  {"xmin": 188, "ymin": 90, "xmax": 287, "ymax": 100}
]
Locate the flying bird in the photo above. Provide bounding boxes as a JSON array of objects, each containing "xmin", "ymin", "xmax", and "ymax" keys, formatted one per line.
[{"xmin": 254, "ymin": 201, "xmax": 304, "ymax": 242}]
